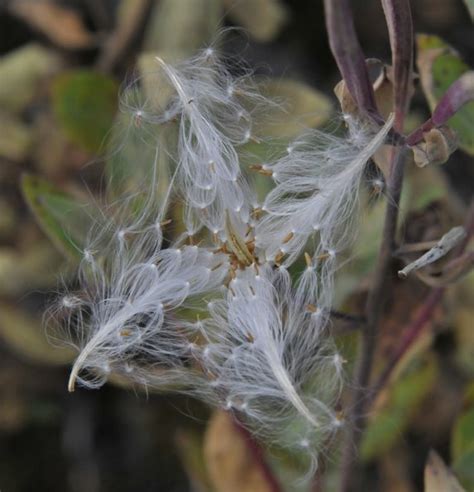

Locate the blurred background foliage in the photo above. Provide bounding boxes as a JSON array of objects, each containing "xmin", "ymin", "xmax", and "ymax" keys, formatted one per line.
[{"xmin": 0, "ymin": 0, "xmax": 473, "ymax": 491}]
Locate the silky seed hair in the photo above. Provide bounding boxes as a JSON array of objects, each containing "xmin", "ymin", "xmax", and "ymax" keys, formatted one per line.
[{"xmin": 51, "ymin": 40, "xmax": 394, "ymax": 471}]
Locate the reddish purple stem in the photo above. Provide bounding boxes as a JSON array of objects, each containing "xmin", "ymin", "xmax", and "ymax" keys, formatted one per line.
[
  {"xmin": 233, "ymin": 418, "xmax": 282, "ymax": 492},
  {"xmin": 368, "ymin": 287, "xmax": 444, "ymax": 403},
  {"xmin": 381, "ymin": 0, "xmax": 414, "ymax": 131},
  {"xmin": 370, "ymin": 200, "xmax": 474, "ymax": 404},
  {"xmin": 407, "ymin": 71, "xmax": 474, "ymax": 146},
  {"xmin": 323, "ymin": 0, "xmax": 381, "ymax": 121}
]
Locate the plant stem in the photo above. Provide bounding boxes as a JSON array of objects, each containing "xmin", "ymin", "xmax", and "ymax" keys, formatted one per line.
[
  {"xmin": 233, "ymin": 419, "xmax": 282, "ymax": 492},
  {"xmin": 339, "ymin": 145, "xmax": 408, "ymax": 492},
  {"xmin": 368, "ymin": 287, "xmax": 444, "ymax": 405}
]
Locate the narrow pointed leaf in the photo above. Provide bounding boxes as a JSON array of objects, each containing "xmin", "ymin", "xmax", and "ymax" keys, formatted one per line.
[
  {"xmin": 22, "ymin": 174, "xmax": 96, "ymax": 259},
  {"xmin": 52, "ymin": 70, "xmax": 118, "ymax": 153},
  {"xmin": 415, "ymin": 34, "xmax": 474, "ymax": 154}
]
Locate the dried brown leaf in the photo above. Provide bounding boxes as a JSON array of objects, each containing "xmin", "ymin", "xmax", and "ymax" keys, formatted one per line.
[
  {"xmin": 424, "ymin": 450, "xmax": 466, "ymax": 492},
  {"xmin": 411, "ymin": 126, "xmax": 458, "ymax": 167},
  {"xmin": 203, "ymin": 411, "xmax": 272, "ymax": 492},
  {"xmin": 9, "ymin": 0, "xmax": 95, "ymax": 50}
]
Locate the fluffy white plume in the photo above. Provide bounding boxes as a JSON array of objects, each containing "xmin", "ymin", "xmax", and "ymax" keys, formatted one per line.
[
  {"xmin": 183, "ymin": 264, "xmax": 345, "ymax": 459},
  {"xmin": 51, "ymin": 40, "xmax": 397, "ymax": 470},
  {"xmin": 255, "ymin": 115, "xmax": 394, "ymax": 266},
  {"xmin": 63, "ymin": 230, "xmax": 228, "ymax": 391},
  {"xmin": 119, "ymin": 46, "xmax": 274, "ymax": 237}
]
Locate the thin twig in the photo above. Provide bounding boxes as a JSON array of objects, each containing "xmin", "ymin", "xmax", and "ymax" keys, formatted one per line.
[
  {"xmin": 395, "ymin": 240, "xmax": 439, "ymax": 255},
  {"xmin": 336, "ymin": 1, "xmax": 414, "ymax": 488},
  {"xmin": 339, "ymin": 145, "xmax": 409, "ymax": 492},
  {"xmin": 340, "ymin": 200, "xmax": 474, "ymax": 491},
  {"xmin": 330, "ymin": 310, "xmax": 366, "ymax": 325},
  {"xmin": 367, "ymin": 287, "xmax": 444, "ymax": 405},
  {"xmin": 368, "ymin": 201, "xmax": 474, "ymax": 404},
  {"xmin": 95, "ymin": 0, "xmax": 154, "ymax": 73}
]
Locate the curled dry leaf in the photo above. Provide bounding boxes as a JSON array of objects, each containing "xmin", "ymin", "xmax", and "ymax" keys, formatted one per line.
[
  {"xmin": 411, "ymin": 126, "xmax": 458, "ymax": 167},
  {"xmin": 203, "ymin": 411, "xmax": 273, "ymax": 492},
  {"xmin": 8, "ymin": 0, "xmax": 96, "ymax": 50},
  {"xmin": 415, "ymin": 251, "xmax": 474, "ymax": 288},
  {"xmin": 333, "ymin": 59, "xmax": 392, "ymax": 120},
  {"xmin": 398, "ymin": 226, "xmax": 466, "ymax": 278},
  {"xmin": 424, "ymin": 450, "xmax": 466, "ymax": 492},
  {"xmin": 334, "ymin": 62, "xmax": 407, "ymax": 178}
]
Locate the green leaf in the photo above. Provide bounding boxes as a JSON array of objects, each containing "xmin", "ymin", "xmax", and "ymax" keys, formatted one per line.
[
  {"xmin": 461, "ymin": 0, "xmax": 474, "ymax": 20},
  {"xmin": 175, "ymin": 429, "xmax": 213, "ymax": 491},
  {"xmin": 22, "ymin": 174, "xmax": 95, "ymax": 259},
  {"xmin": 222, "ymin": 0, "xmax": 288, "ymax": 42},
  {"xmin": 451, "ymin": 399, "xmax": 474, "ymax": 490},
  {"xmin": 416, "ymin": 34, "xmax": 474, "ymax": 155},
  {"xmin": 361, "ymin": 357, "xmax": 437, "ymax": 461},
  {"xmin": 452, "ymin": 407, "xmax": 474, "ymax": 462},
  {"xmin": 144, "ymin": 0, "xmax": 222, "ymax": 54},
  {"xmin": 52, "ymin": 70, "xmax": 118, "ymax": 153},
  {"xmin": 453, "ymin": 449, "xmax": 474, "ymax": 491},
  {"xmin": 257, "ymin": 78, "xmax": 333, "ymax": 137}
]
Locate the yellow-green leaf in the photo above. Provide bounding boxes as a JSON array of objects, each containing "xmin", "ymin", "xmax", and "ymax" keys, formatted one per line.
[
  {"xmin": 0, "ymin": 43, "xmax": 60, "ymax": 114},
  {"xmin": 175, "ymin": 429, "xmax": 213, "ymax": 491},
  {"xmin": 462, "ymin": 0, "xmax": 474, "ymax": 20},
  {"xmin": 22, "ymin": 174, "xmax": 95, "ymax": 259},
  {"xmin": 416, "ymin": 34, "xmax": 474, "ymax": 155},
  {"xmin": 257, "ymin": 78, "xmax": 333, "ymax": 137},
  {"xmin": 145, "ymin": 0, "xmax": 222, "ymax": 54},
  {"xmin": 0, "ymin": 303, "xmax": 74, "ymax": 366},
  {"xmin": 451, "ymin": 394, "xmax": 474, "ymax": 491},
  {"xmin": 0, "ymin": 242, "xmax": 67, "ymax": 296},
  {"xmin": 361, "ymin": 357, "xmax": 437, "ymax": 461},
  {"xmin": 223, "ymin": 0, "xmax": 288, "ymax": 42},
  {"xmin": 52, "ymin": 70, "xmax": 118, "ymax": 153}
]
